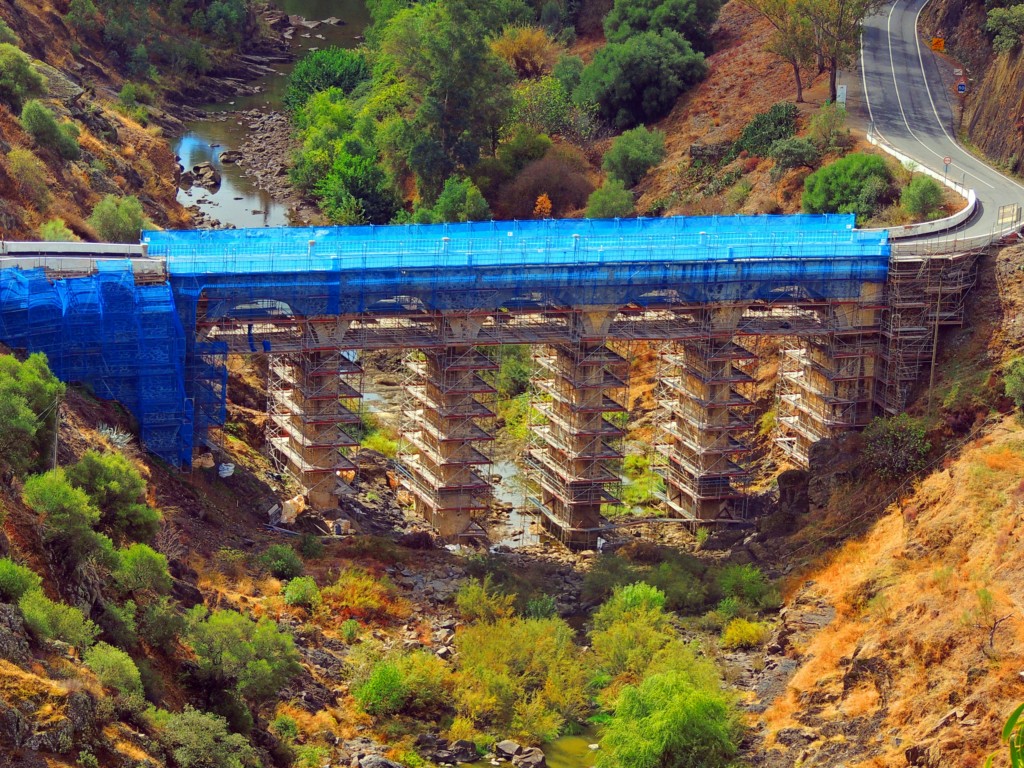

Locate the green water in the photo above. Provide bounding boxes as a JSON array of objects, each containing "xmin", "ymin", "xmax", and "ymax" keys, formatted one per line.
[{"xmin": 468, "ymin": 733, "xmax": 600, "ymax": 768}]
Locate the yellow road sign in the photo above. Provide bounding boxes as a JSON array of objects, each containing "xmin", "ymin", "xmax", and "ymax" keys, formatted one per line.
[{"xmin": 931, "ymin": 37, "xmax": 945, "ymax": 51}]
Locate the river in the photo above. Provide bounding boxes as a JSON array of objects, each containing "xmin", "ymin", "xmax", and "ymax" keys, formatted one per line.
[{"xmin": 172, "ymin": 0, "xmax": 369, "ymax": 229}]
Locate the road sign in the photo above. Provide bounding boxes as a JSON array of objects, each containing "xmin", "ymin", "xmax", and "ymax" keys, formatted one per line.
[
  {"xmin": 943, "ymin": 156, "xmax": 952, "ymax": 165},
  {"xmin": 836, "ymin": 84, "xmax": 847, "ymax": 105},
  {"xmin": 931, "ymin": 37, "xmax": 945, "ymax": 51},
  {"xmin": 953, "ymin": 68, "xmax": 963, "ymax": 75},
  {"xmin": 957, "ymin": 79, "xmax": 967, "ymax": 94}
]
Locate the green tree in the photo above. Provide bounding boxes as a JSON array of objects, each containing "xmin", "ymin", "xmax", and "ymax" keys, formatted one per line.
[
  {"xmin": 604, "ymin": 0, "xmax": 723, "ymax": 52},
  {"xmin": 159, "ymin": 707, "xmax": 259, "ymax": 768},
  {"xmin": 575, "ymin": 31, "xmax": 707, "ymax": 130},
  {"xmin": 901, "ymin": 174, "xmax": 943, "ymax": 219},
  {"xmin": 258, "ymin": 544, "xmax": 304, "ymax": 579},
  {"xmin": 84, "ymin": 642, "xmax": 143, "ymax": 698},
  {"xmin": 768, "ymin": 137, "xmax": 819, "ymax": 179},
  {"xmin": 862, "ymin": 413, "xmax": 931, "ymax": 480},
  {"xmin": 430, "ymin": 176, "xmax": 491, "ymax": 222},
  {"xmin": 0, "ymin": 558, "xmax": 43, "ymax": 602},
  {"xmin": 88, "ymin": 195, "xmax": 146, "ymax": 243},
  {"xmin": 315, "ymin": 153, "xmax": 400, "ymax": 225},
  {"xmin": 18, "ymin": 590, "xmax": 99, "ymax": 650},
  {"xmin": 66, "ymin": 0, "xmax": 100, "ymax": 32},
  {"xmin": 66, "ymin": 450, "xmax": 159, "ymax": 541},
  {"xmin": 986, "ymin": 5, "xmax": 1024, "ymax": 54},
  {"xmin": 22, "ymin": 469, "xmax": 101, "ymax": 549},
  {"xmin": 0, "ymin": 353, "xmax": 64, "ymax": 475},
  {"xmin": 801, "ymin": 152, "xmax": 892, "ymax": 220},
  {"xmin": 39, "ymin": 218, "xmax": 79, "ymax": 241},
  {"xmin": 587, "ymin": 178, "xmax": 635, "ymax": 218},
  {"xmin": 1004, "ymin": 357, "xmax": 1024, "ymax": 410},
  {"xmin": 7, "ymin": 148, "xmax": 50, "ymax": 209},
  {"xmin": 0, "ymin": 18, "xmax": 19, "ymax": 45},
  {"xmin": 603, "ymin": 126, "xmax": 667, "ymax": 187},
  {"xmin": 741, "ymin": 0, "xmax": 816, "ymax": 101},
  {"xmin": 114, "ymin": 544, "xmax": 172, "ymax": 596},
  {"xmin": 20, "ymin": 100, "xmax": 80, "ymax": 160},
  {"xmin": 799, "ymin": 0, "xmax": 885, "ymax": 101},
  {"xmin": 552, "ymin": 54, "xmax": 585, "ymax": 94},
  {"xmin": 285, "ymin": 47, "xmax": 370, "ymax": 112},
  {"xmin": 0, "ymin": 44, "xmax": 44, "ymax": 111}
]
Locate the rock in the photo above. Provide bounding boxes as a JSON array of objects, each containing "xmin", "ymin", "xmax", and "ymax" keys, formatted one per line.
[
  {"xmin": 450, "ymin": 740, "xmax": 479, "ymax": 763},
  {"xmin": 191, "ymin": 161, "xmax": 222, "ymax": 189},
  {"xmin": 495, "ymin": 740, "xmax": 523, "ymax": 759},
  {"xmin": 219, "ymin": 150, "xmax": 243, "ymax": 164},
  {"xmin": 361, "ymin": 757, "xmax": 405, "ymax": 768},
  {"xmin": 700, "ymin": 528, "xmax": 746, "ymax": 551},
  {"xmin": 0, "ymin": 605, "xmax": 29, "ymax": 663},
  {"xmin": 399, "ymin": 530, "xmax": 435, "ymax": 549},
  {"xmin": 171, "ymin": 577, "xmax": 204, "ymax": 608},
  {"xmin": 775, "ymin": 728, "xmax": 816, "ymax": 747},
  {"xmin": 436, "ymin": 645, "xmax": 453, "ymax": 660},
  {"xmin": 512, "ymin": 747, "xmax": 545, "ymax": 768},
  {"xmin": 689, "ymin": 140, "xmax": 734, "ymax": 164}
]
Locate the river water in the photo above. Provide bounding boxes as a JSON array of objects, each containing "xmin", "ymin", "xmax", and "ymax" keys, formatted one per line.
[{"xmin": 172, "ymin": 0, "xmax": 369, "ymax": 229}]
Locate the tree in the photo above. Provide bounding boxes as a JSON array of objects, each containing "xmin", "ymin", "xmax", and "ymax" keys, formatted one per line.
[
  {"xmin": 768, "ymin": 137, "xmax": 819, "ymax": 179},
  {"xmin": 798, "ymin": 0, "xmax": 885, "ymax": 102},
  {"xmin": 159, "ymin": 707, "xmax": 259, "ymax": 768},
  {"xmin": 861, "ymin": 413, "xmax": 930, "ymax": 479},
  {"xmin": 315, "ymin": 152, "xmax": 401, "ymax": 225},
  {"xmin": 114, "ymin": 544, "xmax": 172, "ymax": 596},
  {"xmin": 84, "ymin": 642, "xmax": 143, "ymax": 698},
  {"xmin": 18, "ymin": 590, "xmax": 99, "ymax": 650},
  {"xmin": 39, "ymin": 218, "xmax": 79, "ymax": 241},
  {"xmin": 604, "ymin": 0, "xmax": 724, "ymax": 52},
  {"xmin": 88, "ymin": 195, "xmax": 146, "ymax": 243},
  {"xmin": 7, "ymin": 148, "xmax": 50, "ymax": 209},
  {"xmin": 0, "ymin": 353, "xmax": 64, "ymax": 475},
  {"xmin": 0, "ymin": 18, "xmax": 19, "ymax": 45},
  {"xmin": 741, "ymin": 0, "xmax": 816, "ymax": 101},
  {"xmin": 285, "ymin": 48, "xmax": 370, "ymax": 112},
  {"xmin": 490, "ymin": 26, "xmax": 559, "ymax": 79},
  {"xmin": 0, "ymin": 558, "xmax": 43, "ymax": 602},
  {"xmin": 65, "ymin": 450, "xmax": 159, "ymax": 541},
  {"xmin": 0, "ymin": 44, "xmax": 44, "ymax": 112},
  {"xmin": 602, "ymin": 126, "xmax": 667, "ymax": 187},
  {"xmin": 20, "ymin": 100, "xmax": 80, "ymax": 160},
  {"xmin": 986, "ymin": 5, "xmax": 1024, "ymax": 54},
  {"xmin": 499, "ymin": 146, "xmax": 593, "ymax": 218},
  {"xmin": 801, "ymin": 152, "xmax": 892, "ymax": 220},
  {"xmin": 533, "ymin": 193, "xmax": 553, "ymax": 218},
  {"xmin": 1004, "ymin": 357, "xmax": 1024, "ymax": 410},
  {"xmin": 22, "ymin": 469, "xmax": 101, "ymax": 547},
  {"xmin": 587, "ymin": 179, "xmax": 635, "ymax": 218},
  {"xmin": 574, "ymin": 30, "xmax": 707, "ymax": 130},
  {"xmin": 66, "ymin": 0, "xmax": 100, "ymax": 32},
  {"xmin": 901, "ymin": 175, "xmax": 943, "ymax": 219},
  {"xmin": 431, "ymin": 176, "xmax": 492, "ymax": 222}
]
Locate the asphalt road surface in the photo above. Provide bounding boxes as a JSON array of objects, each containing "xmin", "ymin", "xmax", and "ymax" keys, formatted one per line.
[{"xmin": 860, "ymin": 0, "xmax": 1024, "ymax": 243}]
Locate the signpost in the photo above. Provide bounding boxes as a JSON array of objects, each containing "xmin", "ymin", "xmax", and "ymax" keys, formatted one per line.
[
  {"xmin": 957, "ymin": 79, "xmax": 967, "ymax": 94},
  {"xmin": 836, "ymin": 84, "xmax": 847, "ymax": 106},
  {"xmin": 931, "ymin": 36, "xmax": 945, "ymax": 51}
]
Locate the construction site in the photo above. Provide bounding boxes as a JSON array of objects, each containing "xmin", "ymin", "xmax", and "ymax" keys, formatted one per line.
[{"xmin": 0, "ymin": 214, "xmax": 983, "ymax": 546}]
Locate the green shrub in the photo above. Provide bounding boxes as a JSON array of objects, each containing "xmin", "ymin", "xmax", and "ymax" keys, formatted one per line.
[
  {"xmin": 801, "ymin": 152, "xmax": 892, "ymax": 221},
  {"xmin": 298, "ymin": 533, "xmax": 324, "ymax": 560},
  {"xmin": 354, "ymin": 660, "xmax": 408, "ymax": 716},
  {"xmin": 318, "ymin": 567, "xmax": 405, "ymax": 622},
  {"xmin": 66, "ymin": 449, "xmax": 158, "ymax": 541},
  {"xmin": 20, "ymin": 100, "xmax": 80, "ymax": 160},
  {"xmin": 66, "ymin": 0, "xmax": 99, "ymax": 32},
  {"xmin": 0, "ymin": 44, "xmax": 44, "ymax": 112},
  {"xmin": 429, "ymin": 176, "xmax": 491, "ymax": 223},
  {"xmin": 39, "ymin": 218, "xmax": 79, "ymax": 241},
  {"xmin": 768, "ymin": 138, "xmax": 819, "ymax": 179},
  {"xmin": 8, "ymin": 148, "xmax": 50, "ymax": 208},
  {"xmin": 159, "ymin": 706, "xmax": 259, "ymax": 768},
  {"xmin": 114, "ymin": 544, "xmax": 172, "ymax": 595},
  {"xmin": 986, "ymin": 5, "xmax": 1024, "ymax": 54},
  {"xmin": 295, "ymin": 746, "xmax": 330, "ymax": 768},
  {"xmin": 807, "ymin": 102, "xmax": 849, "ymax": 151},
  {"xmin": 270, "ymin": 713, "xmax": 299, "ymax": 742},
  {"xmin": 716, "ymin": 564, "xmax": 772, "ymax": 607},
  {"xmin": 0, "ymin": 354, "xmax": 64, "ymax": 476},
  {"xmin": 1004, "ymin": 357, "xmax": 1024, "ymax": 410},
  {"xmin": 901, "ymin": 175, "xmax": 944, "ymax": 219},
  {"xmin": 575, "ymin": 30, "xmax": 706, "ymax": 130},
  {"xmin": 140, "ymin": 596, "xmax": 183, "ymax": 646},
  {"xmin": 587, "ymin": 178, "xmax": 635, "ymax": 218},
  {"xmin": 553, "ymin": 54, "xmax": 585, "ymax": 94},
  {"xmin": 77, "ymin": 751, "xmax": 100, "ymax": 768},
  {"xmin": 604, "ymin": 0, "xmax": 723, "ymax": 52},
  {"xmin": 87, "ymin": 195, "xmax": 147, "ymax": 243},
  {"xmin": 22, "ymin": 468, "xmax": 109, "ymax": 561},
  {"xmin": 525, "ymin": 593, "xmax": 557, "ymax": 619},
  {"xmin": 283, "ymin": 576, "xmax": 321, "ymax": 609},
  {"xmin": 456, "ymin": 576, "xmax": 516, "ymax": 623},
  {"xmin": 862, "ymin": 413, "xmax": 931, "ymax": 480},
  {"xmin": 0, "ymin": 18, "xmax": 19, "ymax": 45},
  {"xmin": 0, "ymin": 559, "xmax": 42, "ymax": 602},
  {"xmin": 315, "ymin": 152, "xmax": 400, "ymax": 226},
  {"xmin": 602, "ymin": 126, "xmax": 666, "ymax": 188},
  {"xmin": 720, "ymin": 618, "xmax": 771, "ymax": 649},
  {"xmin": 259, "ymin": 544, "xmax": 304, "ymax": 579},
  {"xmin": 285, "ymin": 47, "xmax": 370, "ymax": 112},
  {"xmin": 581, "ymin": 554, "xmax": 643, "ymax": 603},
  {"xmin": 341, "ymin": 618, "xmax": 360, "ymax": 644},
  {"xmin": 644, "ymin": 562, "xmax": 707, "ymax": 614},
  {"xmin": 737, "ymin": 102, "xmax": 798, "ymax": 157},
  {"xmin": 18, "ymin": 590, "xmax": 99, "ymax": 650},
  {"xmin": 84, "ymin": 641, "xmax": 143, "ymax": 697}
]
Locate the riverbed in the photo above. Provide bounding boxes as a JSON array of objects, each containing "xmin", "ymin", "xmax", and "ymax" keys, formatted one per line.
[{"xmin": 172, "ymin": 0, "xmax": 369, "ymax": 228}]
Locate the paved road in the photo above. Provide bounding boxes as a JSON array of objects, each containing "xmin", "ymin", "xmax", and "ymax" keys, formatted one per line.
[{"xmin": 860, "ymin": 0, "xmax": 1024, "ymax": 244}]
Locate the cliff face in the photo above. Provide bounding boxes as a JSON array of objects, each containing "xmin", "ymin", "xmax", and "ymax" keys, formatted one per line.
[{"xmin": 923, "ymin": 0, "xmax": 1024, "ymax": 176}]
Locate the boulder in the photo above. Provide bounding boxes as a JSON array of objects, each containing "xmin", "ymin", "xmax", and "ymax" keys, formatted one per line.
[
  {"xmin": 398, "ymin": 530, "xmax": 435, "ymax": 550},
  {"xmin": 218, "ymin": 150, "xmax": 243, "ymax": 164},
  {"xmin": 689, "ymin": 140, "xmax": 734, "ymax": 165},
  {"xmin": 450, "ymin": 739, "xmax": 479, "ymax": 763},
  {"xmin": 361, "ymin": 757, "xmax": 405, "ymax": 768},
  {"xmin": 0, "ymin": 605, "xmax": 30, "ymax": 663},
  {"xmin": 495, "ymin": 740, "xmax": 523, "ymax": 759},
  {"xmin": 512, "ymin": 748, "xmax": 546, "ymax": 768}
]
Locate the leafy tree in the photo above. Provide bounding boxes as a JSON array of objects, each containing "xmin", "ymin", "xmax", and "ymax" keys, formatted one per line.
[
  {"xmin": 901, "ymin": 174, "xmax": 943, "ymax": 219},
  {"xmin": 159, "ymin": 707, "xmax": 259, "ymax": 768},
  {"xmin": 259, "ymin": 544, "xmax": 304, "ymax": 579},
  {"xmin": 491, "ymin": 26, "xmax": 559, "ymax": 79},
  {"xmin": 604, "ymin": 0, "xmax": 723, "ymax": 52},
  {"xmin": 430, "ymin": 176, "xmax": 491, "ymax": 222},
  {"xmin": 499, "ymin": 145, "xmax": 594, "ymax": 217},
  {"xmin": 315, "ymin": 153, "xmax": 400, "ymax": 225},
  {"xmin": 575, "ymin": 30, "xmax": 707, "ymax": 130},
  {"xmin": 18, "ymin": 590, "xmax": 99, "ymax": 650},
  {"xmin": 807, "ymin": 101, "xmax": 849, "ymax": 150},
  {"xmin": 184, "ymin": 606, "xmax": 302, "ymax": 704},
  {"xmin": 66, "ymin": 0, "xmax": 100, "ymax": 32},
  {"xmin": 552, "ymin": 53, "xmax": 585, "ymax": 93},
  {"xmin": 140, "ymin": 596, "xmax": 185, "ymax": 646},
  {"xmin": 768, "ymin": 137, "xmax": 819, "ymax": 179},
  {"xmin": 66, "ymin": 450, "xmax": 159, "ymax": 541},
  {"xmin": 0, "ymin": 353, "xmax": 64, "ymax": 475},
  {"xmin": 88, "ymin": 195, "xmax": 146, "ymax": 243},
  {"xmin": 22, "ymin": 469, "xmax": 101, "ymax": 549},
  {"xmin": 602, "ymin": 126, "xmax": 666, "ymax": 187},
  {"xmin": 801, "ymin": 152, "xmax": 892, "ymax": 221},
  {"xmin": 1004, "ymin": 357, "xmax": 1024, "ymax": 410},
  {"xmin": 114, "ymin": 544, "xmax": 172, "ymax": 596},
  {"xmin": 799, "ymin": 0, "xmax": 885, "ymax": 101},
  {"xmin": 0, "ymin": 44, "xmax": 44, "ymax": 112},
  {"xmin": 0, "ymin": 558, "xmax": 43, "ymax": 602},
  {"xmin": 741, "ymin": 0, "xmax": 816, "ymax": 101},
  {"xmin": 862, "ymin": 413, "xmax": 931, "ymax": 479},
  {"xmin": 986, "ymin": 4, "xmax": 1024, "ymax": 54},
  {"xmin": 20, "ymin": 100, "xmax": 80, "ymax": 160},
  {"xmin": 84, "ymin": 642, "xmax": 143, "ymax": 698},
  {"xmin": 510, "ymin": 75, "xmax": 575, "ymax": 136},
  {"xmin": 587, "ymin": 178, "xmax": 635, "ymax": 218},
  {"xmin": 39, "ymin": 218, "xmax": 79, "ymax": 241},
  {"xmin": 737, "ymin": 102, "xmax": 798, "ymax": 157},
  {"xmin": 285, "ymin": 48, "xmax": 370, "ymax": 112}
]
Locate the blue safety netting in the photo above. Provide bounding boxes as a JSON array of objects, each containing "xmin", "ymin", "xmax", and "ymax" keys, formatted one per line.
[{"xmin": 0, "ymin": 262, "xmax": 191, "ymax": 467}]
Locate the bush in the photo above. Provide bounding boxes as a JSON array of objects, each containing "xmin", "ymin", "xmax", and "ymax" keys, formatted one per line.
[
  {"xmin": 552, "ymin": 54, "xmax": 584, "ymax": 94},
  {"xmin": 0, "ymin": 44, "xmax": 44, "ymax": 112},
  {"xmin": 84, "ymin": 642, "xmax": 143, "ymax": 697},
  {"xmin": 7, "ymin": 148, "xmax": 50, "ymax": 208},
  {"xmin": 737, "ymin": 102, "xmax": 798, "ymax": 157},
  {"xmin": 0, "ymin": 558, "xmax": 42, "ymax": 602},
  {"xmin": 720, "ymin": 618, "xmax": 771, "ymax": 649},
  {"xmin": 986, "ymin": 5, "xmax": 1024, "ymax": 53},
  {"xmin": 0, "ymin": 18, "xmax": 19, "ymax": 45},
  {"xmin": 716, "ymin": 564, "xmax": 772, "ymax": 607},
  {"xmin": 140, "ymin": 596, "xmax": 184, "ymax": 646},
  {"xmin": 808, "ymin": 102, "xmax": 849, "ymax": 151},
  {"xmin": 269, "ymin": 713, "xmax": 299, "ymax": 742},
  {"xmin": 259, "ymin": 544, "xmax": 304, "ymax": 579},
  {"xmin": 602, "ymin": 126, "xmax": 666, "ymax": 188},
  {"xmin": 18, "ymin": 590, "xmax": 99, "ymax": 650},
  {"xmin": 491, "ymin": 26, "xmax": 559, "ymax": 78},
  {"xmin": 0, "ymin": 354, "xmax": 64, "ymax": 475},
  {"xmin": 586, "ymin": 178, "xmax": 635, "ymax": 218},
  {"xmin": 285, "ymin": 48, "xmax": 370, "ymax": 112},
  {"xmin": 314, "ymin": 153, "xmax": 400, "ymax": 225},
  {"xmin": 901, "ymin": 174, "xmax": 944, "ymax": 219},
  {"xmin": 430, "ymin": 176, "xmax": 491, "ymax": 223},
  {"xmin": 319, "ymin": 568, "xmax": 407, "ymax": 623},
  {"xmin": 862, "ymin": 413, "xmax": 931, "ymax": 480},
  {"xmin": 575, "ymin": 30, "xmax": 706, "ymax": 130},
  {"xmin": 341, "ymin": 618, "xmax": 360, "ymax": 644},
  {"xmin": 498, "ymin": 145, "xmax": 594, "ymax": 218},
  {"xmin": 88, "ymin": 195, "xmax": 146, "ymax": 243},
  {"xmin": 354, "ymin": 660, "xmax": 408, "ymax": 716},
  {"xmin": 66, "ymin": 0, "xmax": 99, "ymax": 32},
  {"xmin": 1004, "ymin": 357, "xmax": 1024, "ymax": 410},
  {"xmin": 114, "ymin": 544, "xmax": 172, "ymax": 595},
  {"xmin": 455, "ymin": 576, "xmax": 516, "ymax": 623},
  {"xmin": 604, "ymin": 0, "xmax": 723, "ymax": 52},
  {"xmin": 768, "ymin": 138, "xmax": 819, "ymax": 179},
  {"xmin": 801, "ymin": 153, "xmax": 892, "ymax": 221},
  {"xmin": 283, "ymin": 576, "xmax": 321, "ymax": 609},
  {"xmin": 22, "ymin": 469, "xmax": 103, "ymax": 553},
  {"xmin": 159, "ymin": 706, "xmax": 258, "ymax": 768},
  {"xmin": 39, "ymin": 218, "xmax": 79, "ymax": 241},
  {"xmin": 20, "ymin": 100, "xmax": 80, "ymax": 160},
  {"xmin": 298, "ymin": 533, "xmax": 324, "ymax": 560},
  {"xmin": 525, "ymin": 593, "xmax": 557, "ymax": 619},
  {"xmin": 66, "ymin": 450, "xmax": 158, "ymax": 541},
  {"xmin": 361, "ymin": 430, "xmax": 399, "ymax": 457}
]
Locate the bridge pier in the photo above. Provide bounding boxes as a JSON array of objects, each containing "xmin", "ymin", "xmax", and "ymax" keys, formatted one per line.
[
  {"xmin": 657, "ymin": 308, "xmax": 754, "ymax": 522},
  {"xmin": 401, "ymin": 325, "xmax": 497, "ymax": 538}
]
